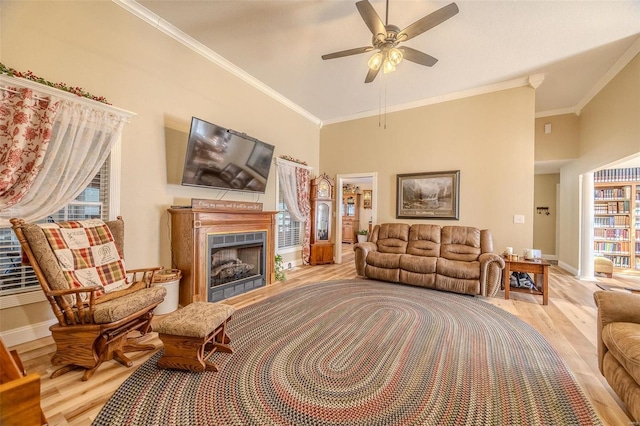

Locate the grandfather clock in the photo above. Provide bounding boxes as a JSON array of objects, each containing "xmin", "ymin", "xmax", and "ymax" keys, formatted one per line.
[{"xmin": 309, "ymin": 173, "xmax": 335, "ymax": 265}]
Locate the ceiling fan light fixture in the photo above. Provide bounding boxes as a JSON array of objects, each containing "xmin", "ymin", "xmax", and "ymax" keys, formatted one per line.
[
  {"xmin": 388, "ymin": 47, "xmax": 403, "ymax": 65},
  {"xmin": 382, "ymin": 59, "xmax": 396, "ymax": 74},
  {"xmin": 368, "ymin": 52, "xmax": 383, "ymax": 70}
]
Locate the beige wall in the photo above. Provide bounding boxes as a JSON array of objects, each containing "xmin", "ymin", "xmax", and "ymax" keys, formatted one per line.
[
  {"xmin": 558, "ymin": 53, "xmax": 640, "ymax": 271},
  {"xmin": 320, "ymin": 87, "xmax": 536, "ymax": 256},
  {"xmin": 533, "ymin": 174, "xmax": 560, "ymax": 256},
  {"xmin": 0, "ymin": 2, "xmax": 319, "ymax": 335},
  {"xmin": 534, "ymin": 114, "xmax": 579, "ymax": 161}
]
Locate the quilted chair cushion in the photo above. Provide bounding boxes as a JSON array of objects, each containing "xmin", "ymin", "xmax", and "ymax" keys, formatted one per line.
[
  {"xmin": 93, "ymin": 286, "xmax": 167, "ymax": 324},
  {"xmin": 105, "ymin": 219, "xmax": 125, "ymax": 258},
  {"xmin": 440, "ymin": 226, "xmax": 481, "ymax": 262},
  {"xmin": 22, "ymin": 223, "xmax": 74, "ymax": 305}
]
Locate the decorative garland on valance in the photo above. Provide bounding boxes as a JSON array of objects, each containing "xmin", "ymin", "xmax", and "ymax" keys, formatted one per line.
[{"xmin": 0, "ymin": 63, "xmax": 110, "ymax": 104}]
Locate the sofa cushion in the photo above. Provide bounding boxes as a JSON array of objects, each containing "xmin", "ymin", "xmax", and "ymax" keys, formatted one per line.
[
  {"xmin": 440, "ymin": 226, "xmax": 481, "ymax": 262},
  {"xmin": 376, "ymin": 223, "xmax": 409, "ymax": 254},
  {"xmin": 602, "ymin": 322, "xmax": 640, "ymax": 385},
  {"xmin": 399, "ymin": 254, "xmax": 437, "ymax": 274},
  {"xmin": 437, "ymin": 258, "xmax": 481, "ymax": 280},
  {"xmin": 365, "ymin": 265, "xmax": 400, "ymax": 283},
  {"xmin": 367, "ymin": 251, "xmax": 401, "ymax": 269},
  {"xmin": 407, "ymin": 224, "xmax": 441, "ymax": 257},
  {"xmin": 399, "ymin": 270, "xmax": 435, "ymax": 288},
  {"xmin": 435, "ymin": 275, "xmax": 480, "ymax": 295}
]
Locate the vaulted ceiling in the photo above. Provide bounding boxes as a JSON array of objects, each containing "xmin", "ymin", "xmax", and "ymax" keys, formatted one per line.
[{"xmin": 131, "ymin": 1, "xmax": 640, "ymax": 124}]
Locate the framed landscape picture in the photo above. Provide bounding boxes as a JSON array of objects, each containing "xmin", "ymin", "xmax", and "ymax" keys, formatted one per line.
[{"xmin": 396, "ymin": 170, "xmax": 460, "ymax": 219}]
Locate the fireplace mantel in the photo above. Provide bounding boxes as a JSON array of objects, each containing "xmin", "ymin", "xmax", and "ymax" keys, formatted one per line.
[{"xmin": 168, "ymin": 208, "xmax": 277, "ymax": 306}]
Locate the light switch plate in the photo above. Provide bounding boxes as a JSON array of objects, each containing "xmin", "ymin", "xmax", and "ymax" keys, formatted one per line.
[{"xmin": 513, "ymin": 214, "xmax": 525, "ymax": 224}]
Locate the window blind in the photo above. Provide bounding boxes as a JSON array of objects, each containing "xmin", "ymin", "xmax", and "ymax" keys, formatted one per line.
[{"xmin": 0, "ymin": 159, "xmax": 110, "ymax": 296}]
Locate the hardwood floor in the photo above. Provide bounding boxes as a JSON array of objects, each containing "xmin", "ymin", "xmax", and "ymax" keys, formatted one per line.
[{"xmin": 9, "ymin": 248, "xmax": 639, "ymax": 425}]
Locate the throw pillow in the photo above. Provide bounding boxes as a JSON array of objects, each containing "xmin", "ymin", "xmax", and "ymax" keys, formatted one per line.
[{"xmin": 40, "ymin": 219, "xmax": 129, "ymax": 297}]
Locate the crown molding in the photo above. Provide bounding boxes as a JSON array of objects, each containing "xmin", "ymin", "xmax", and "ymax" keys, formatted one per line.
[
  {"xmin": 112, "ymin": 0, "xmax": 322, "ymax": 127},
  {"xmin": 535, "ymin": 107, "xmax": 578, "ymax": 119},
  {"xmin": 323, "ymin": 74, "xmax": 545, "ymax": 126},
  {"xmin": 574, "ymin": 35, "xmax": 640, "ymax": 115}
]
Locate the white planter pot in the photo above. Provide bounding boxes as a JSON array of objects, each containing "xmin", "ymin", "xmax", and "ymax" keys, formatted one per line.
[{"xmin": 357, "ymin": 234, "xmax": 368, "ymax": 243}]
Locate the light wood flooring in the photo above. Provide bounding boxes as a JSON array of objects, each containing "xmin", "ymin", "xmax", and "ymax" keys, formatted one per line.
[{"xmin": 9, "ymin": 247, "xmax": 640, "ymax": 425}]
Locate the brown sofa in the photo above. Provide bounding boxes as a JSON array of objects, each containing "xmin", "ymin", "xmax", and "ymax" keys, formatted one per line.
[
  {"xmin": 354, "ymin": 223, "xmax": 505, "ymax": 297},
  {"xmin": 593, "ymin": 290, "xmax": 640, "ymax": 422}
]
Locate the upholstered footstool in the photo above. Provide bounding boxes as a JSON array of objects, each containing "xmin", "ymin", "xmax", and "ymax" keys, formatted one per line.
[
  {"xmin": 156, "ymin": 302, "xmax": 235, "ymax": 372},
  {"xmin": 594, "ymin": 256, "xmax": 614, "ymax": 278}
]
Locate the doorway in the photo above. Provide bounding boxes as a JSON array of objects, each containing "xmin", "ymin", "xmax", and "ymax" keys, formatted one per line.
[{"xmin": 335, "ymin": 172, "xmax": 377, "ymax": 264}]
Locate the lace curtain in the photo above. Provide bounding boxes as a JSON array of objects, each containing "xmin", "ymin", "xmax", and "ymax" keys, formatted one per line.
[
  {"xmin": 0, "ymin": 79, "xmax": 130, "ymax": 226},
  {"xmin": 277, "ymin": 160, "xmax": 312, "ymax": 264}
]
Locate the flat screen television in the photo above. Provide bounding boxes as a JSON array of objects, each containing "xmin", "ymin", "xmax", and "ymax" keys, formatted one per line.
[{"xmin": 181, "ymin": 117, "xmax": 275, "ymax": 194}]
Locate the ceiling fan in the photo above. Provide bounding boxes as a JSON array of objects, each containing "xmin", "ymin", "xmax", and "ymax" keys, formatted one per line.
[{"xmin": 322, "ymin": 0, "xmax": 459, "ymax": 83}]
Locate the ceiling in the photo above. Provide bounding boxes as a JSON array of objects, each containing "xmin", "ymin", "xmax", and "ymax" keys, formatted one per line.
[{"xmin": 132, "ymin": 0, "xmax": 640, "ymax": 125}]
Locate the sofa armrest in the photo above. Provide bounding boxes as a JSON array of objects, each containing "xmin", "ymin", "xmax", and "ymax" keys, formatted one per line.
[
  {"xmin": 478, "ymin": 253, "xmax": 505, "ymax": 297},
  {"xmin": 353, "ymin": 242, "xmax": 378, "ymax": 276},
  {"xmin": 593, "ymin": 291, "xmax": 640, "ymax": 373}
]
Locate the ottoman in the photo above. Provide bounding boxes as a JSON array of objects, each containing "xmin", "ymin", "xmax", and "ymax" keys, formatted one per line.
[
  {"xmin": 595, "ymin": 256, "xmax": 614, "ymax": 278},
  {"xmin": 156, "ymin": 301, "xmax": 235, "ymax": 372}
]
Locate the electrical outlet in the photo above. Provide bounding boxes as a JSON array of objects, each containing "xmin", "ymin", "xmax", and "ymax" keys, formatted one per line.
[
  {"xmin": 513, "ymin": 215, "xmax": 525, "ymax": 224},
  {"xmin": 288, "ymin": 262, "xmax": 292, "ymax": 269}
]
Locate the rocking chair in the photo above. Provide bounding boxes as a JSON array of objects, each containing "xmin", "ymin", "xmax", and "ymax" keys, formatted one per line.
[{"xmin": 10, "ymin": 217, "xmax": 167, "ymax": 381}]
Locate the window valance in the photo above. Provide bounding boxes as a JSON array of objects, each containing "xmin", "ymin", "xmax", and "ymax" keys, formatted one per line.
[{"xmin": 0, "ymin": 75, "xmax": 135, "ymax": 226}]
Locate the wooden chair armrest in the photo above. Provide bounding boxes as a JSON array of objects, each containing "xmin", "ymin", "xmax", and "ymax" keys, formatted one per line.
[
  {"xmin": 127, "ymin": 266, "xmax": 162, "ymax": 287},
  {"xmin": 46, "ymin": 286, "xmax": 102, "ymax": 297},
  {"xmin": 126, "ymin": 266, "xmax": 162, "ymax": 274}
]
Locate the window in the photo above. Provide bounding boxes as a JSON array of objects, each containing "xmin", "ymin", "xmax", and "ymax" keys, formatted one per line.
[
  {"xmin": 277, "ymin": 189, "xmax": 302, "ymax": 249},
  {"xmin": 0, "ymin": 159, "xmax": 111, "ymax": 296}
]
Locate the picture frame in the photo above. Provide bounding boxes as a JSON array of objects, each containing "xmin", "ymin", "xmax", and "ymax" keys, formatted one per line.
[
  {"xmin": 396, "ymin": 170, "xmax": 460, "ymax": 220},
  {"xmin": 246, "ymin": 142, "xmax": 275, "ymax": 179},
  {"xmin": 362, "ymin": 190, "xmax": 372, "ymax": 209}
]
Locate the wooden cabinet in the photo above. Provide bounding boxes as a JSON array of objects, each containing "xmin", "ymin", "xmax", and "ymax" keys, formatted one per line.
[
  {"xmin": 342, "ymin": 192, "xmax": 360, "ymax": 244},
  {"xmin": 310, "ymin": 174, "xmax": 334, "ymax": 265},
  {"xmin": 593, "ymin": 168, "xmax": 640, "ymax": 272}
]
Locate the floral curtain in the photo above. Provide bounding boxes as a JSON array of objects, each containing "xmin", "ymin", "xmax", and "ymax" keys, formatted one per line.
[
  {"xmin": 0, "ymin": 87, "xmax": 59, "ymax": 211},
  {"xmin": 0, "ymin": 84, "xmax": 128, "ymax": 226},
  {"xmin": 278, "ymin": 161, "xmax": 312, "ymax": 264}
]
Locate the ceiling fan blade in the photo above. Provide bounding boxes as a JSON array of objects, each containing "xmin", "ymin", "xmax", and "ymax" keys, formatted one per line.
[
  {"xmin": 399, "ymin": 47, "xmax": 438, "ymax": 67},
  {"xmin": 365, "ymin": 66, "xmax": 380, "ymax": 84},
  {"xmin": 398, "ymin": 2, "xmax": 459, "ymax": 42},
  {"xmin": 356, "ymin": 0, "xmax": 386, "ymax": 38},
  {"xmin": 322, "ymin": 46, "xmax": 373, "ymax": 60}
]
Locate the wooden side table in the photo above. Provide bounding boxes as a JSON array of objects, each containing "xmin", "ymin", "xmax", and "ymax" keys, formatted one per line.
[{"xmin": 503, "ymin": 257, "xmax": 549, "ymax": 305}]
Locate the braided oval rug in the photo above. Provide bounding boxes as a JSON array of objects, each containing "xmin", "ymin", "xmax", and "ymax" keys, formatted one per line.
[{"xmin": 93, "ymin": 279, "xmax": 602, "ymax": 426}]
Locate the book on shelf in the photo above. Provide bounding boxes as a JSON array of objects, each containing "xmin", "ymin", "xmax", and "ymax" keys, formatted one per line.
[{"xmin": 594, "ymin": 167, "xmax": 640, "ymax": 183}]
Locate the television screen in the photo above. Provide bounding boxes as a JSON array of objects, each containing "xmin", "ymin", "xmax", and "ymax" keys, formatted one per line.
[{"xmin": 181, "ymin": 117, "xmax": 275, "ymax": 193}]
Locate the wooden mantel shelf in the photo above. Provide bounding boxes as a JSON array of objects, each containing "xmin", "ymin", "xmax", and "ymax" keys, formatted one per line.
[{"xmin": 168, "ymin": 208, "xmax": 277, "ymax": 306}]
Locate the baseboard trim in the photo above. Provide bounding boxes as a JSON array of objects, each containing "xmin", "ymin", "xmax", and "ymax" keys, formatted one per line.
[
  {"xmin": 0, "ymin": 320, "xmax": 55, "ymax": 348},
  {"xmin": 558, "ymin": 261, "xmax": 579, "ymax": 276}
]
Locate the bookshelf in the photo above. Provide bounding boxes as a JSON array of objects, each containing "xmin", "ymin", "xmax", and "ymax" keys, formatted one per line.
[{"xmin": 593, "ymin": 167, "xmax": 640, "ymax": 273}]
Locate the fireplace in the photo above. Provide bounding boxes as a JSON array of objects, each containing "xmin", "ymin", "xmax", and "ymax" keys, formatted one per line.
[
  {"xmin": 168, "ymin": 208, "xmax": 277, "ymax": 306},
  {"xmin": 207, "ymin": 232, "xmax": 266, "ymax": 302}
]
